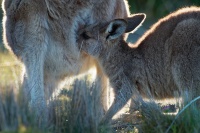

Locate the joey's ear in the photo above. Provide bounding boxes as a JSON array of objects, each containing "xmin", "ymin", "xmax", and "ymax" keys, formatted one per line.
[
  {"xmin": 105, "ymin": 19, "xmax": 127, "ymax": 40},
  {"xmin": 125, "ymin": 13, "xmax": 146, "ymax": 33}
]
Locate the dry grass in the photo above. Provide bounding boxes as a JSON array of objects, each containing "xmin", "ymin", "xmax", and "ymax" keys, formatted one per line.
[
  {"xmin": 0, "ymin": 79, "xmax": 111, "ymax": 133},
  {"xmin": 0, "ymin": 51, "xmax": 22, "ymax": 89}
]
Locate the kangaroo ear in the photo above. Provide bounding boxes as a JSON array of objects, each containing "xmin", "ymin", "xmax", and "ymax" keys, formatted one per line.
[
  {"xmin": 125, "ymin": 13, "xmax": 146, "ymax": 33},
  {"xmin": 105, "ymin": 19, "xmax": 127, "ymax": 40}
]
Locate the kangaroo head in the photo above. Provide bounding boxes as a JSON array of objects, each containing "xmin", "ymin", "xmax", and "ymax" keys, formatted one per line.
[{"xmin": 78, "ymin": 13, "xmax": 146, "ymax": 56}]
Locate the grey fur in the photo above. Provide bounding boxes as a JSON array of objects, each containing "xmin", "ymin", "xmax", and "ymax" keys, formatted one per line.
[
  {"xmin": 2, "ymin": 0, "xmax": 130, "ymax": 123},
  {"xmin": 78, "ymin": 7, "xmax": 200, "ymax": 123}
]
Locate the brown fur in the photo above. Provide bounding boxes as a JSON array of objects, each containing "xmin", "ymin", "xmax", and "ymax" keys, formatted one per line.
[
  {"xmin": 78, "ymin": 7, "xmax": 200, "ymax": 123},
  {"xmin": 2, "ymin": 0, "xmax": 130, "ymax": 123}
]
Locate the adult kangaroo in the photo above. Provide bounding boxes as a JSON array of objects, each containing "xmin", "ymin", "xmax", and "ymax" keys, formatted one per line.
[{"xmin": 2, "ymin": 0, "xmax": 130, "ymax": 123}]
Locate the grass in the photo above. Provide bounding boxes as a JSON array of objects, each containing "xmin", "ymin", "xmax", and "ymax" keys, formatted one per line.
[
  {"xmin": 0, "ymin": 50, "xmax": 200, "ymax": 133},
  {"xmin": 137, "ymin": 99, "xmax": 200, "ymax": 133},
  {"xmin": 0, "ymin": 51, "xmax": 22, "ymax": 88},
  {"xmin": 0, "ymin": 79, "xmax": 110, "ymax": 133}
]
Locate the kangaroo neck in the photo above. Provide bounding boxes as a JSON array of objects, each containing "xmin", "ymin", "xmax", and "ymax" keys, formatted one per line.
[
  {"xmin": 99, "ymin": 40, "xmax": 127, "ymax": 62},
  {"xmin": 98, "ymin": 40, "xmax": 136, "ymax": 79}
]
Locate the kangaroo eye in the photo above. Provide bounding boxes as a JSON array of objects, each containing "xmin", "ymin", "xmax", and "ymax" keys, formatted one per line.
[{"xmin": 81, "ymin": 32, "xmax": 91, "ymax": 40}]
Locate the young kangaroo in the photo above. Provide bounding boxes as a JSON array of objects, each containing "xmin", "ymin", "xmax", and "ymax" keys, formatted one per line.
[
  {"xmin": 78, "ymin": 7, "xmax": 200, "ymax": 123},
  {"xmin": 2, "ymin": 0, "xmax": 130, "ymax": 123}
]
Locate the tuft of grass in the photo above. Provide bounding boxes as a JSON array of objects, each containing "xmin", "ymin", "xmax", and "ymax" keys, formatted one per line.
[
  {"xmin": 130, "ymin": 97, "xmax": 200, "ymax": 133},
  {"xmin": 0, "ymin": 79, "xmax": 111, "ymax": 133},
  {"xmin": 0, "ymin": 51, "xmax": 22, "ymax": 88},
  {"xmin": 165, "ymin": 96, "xmax": 200, "ymax": 133},
  {"xmin": 48, "ymin": 79, "xmax": 110, "ymax": 133}
]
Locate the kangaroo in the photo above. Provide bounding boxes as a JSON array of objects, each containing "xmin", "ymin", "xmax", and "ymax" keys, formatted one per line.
[
  {"xmin": 2, "ymin": 0, "xmax": 130, "ymax": 123},
  {"xmin": 78, "ymin": 7, "xmax": 200, "ymax": 123}
]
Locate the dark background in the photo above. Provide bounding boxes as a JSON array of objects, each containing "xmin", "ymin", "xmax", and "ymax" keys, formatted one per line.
[
  {"xmin": 128, "ymin": 0, "xmax": 200, "ymax": 42},
  {"xmin": 0, "ymin": 0, "xmax": 200, "ymax": 47}
]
